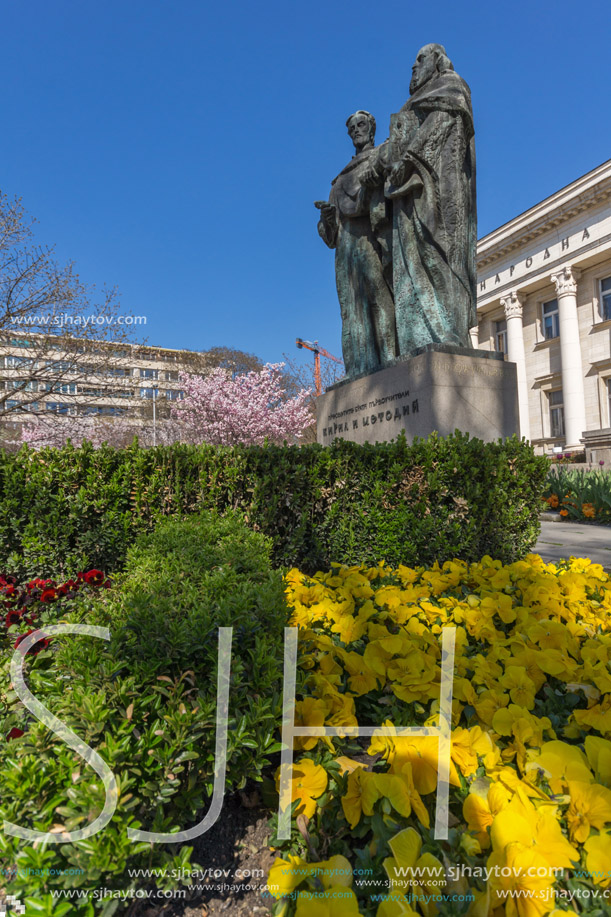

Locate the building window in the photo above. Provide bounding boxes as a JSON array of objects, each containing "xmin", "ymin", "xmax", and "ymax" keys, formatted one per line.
[
  {"xmin": 601, "ymin": 277, "xmax": 611, "ymax": 321},
  {"xmin": 164, "ymin": 370, "xmax": 179, "ymax": 382},
  {"xmin": 139, "ymin": 368, "xmax": 159, "ymax": 380},
  {"xmin": 140, "ymin": 387, "xmax": 159, "ymax": 399},
  {"xmin": 549, "ymin": 390, "xmax": 564, "ymax": 438},
  {"xmin": 494, "ymin": 319, "xmax": 507, "ymax": 354},
  {"xmin": 44, "ymin": 382, "xmax": 77, "ymax": 394},
  {"xmin": 165, "ymin": 389, "xmax": 184, "ymax": 401},
  {"xmin": 46, "ymin": 402, "xmax": 76, "ymax": 416},
  {"xmin": 542, "ymin": 299, "xmax": 559, "ymax": 340}
]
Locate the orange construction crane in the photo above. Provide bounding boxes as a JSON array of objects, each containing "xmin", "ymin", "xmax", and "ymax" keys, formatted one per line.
[{"xmin": 295, "ymin": 338, "xmax": 343, "ymax": 396}]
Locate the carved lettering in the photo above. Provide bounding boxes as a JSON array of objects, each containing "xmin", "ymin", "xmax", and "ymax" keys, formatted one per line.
[
  {"xmin": 495, "ymin": 274, "xmax": 501, "ymax": 284},
  {"xmin": 543, "ymin": 248, "xmax": 550, "ymax": 259},
  {"xmin": 510, "ymin": 265, "xmax": 515, "ymax": 276},
  {"xmin": 479, "ymin": 281, "xmax": 486, "ymax": 291},
  {"xmin": 386, "ymin": 410, "xmax": 392, "ymax": 420},
  {"xmin": 370, "ymin": 414, "xmax": 377, "ymax": 424},
  {"xmin": 412, "ymin": 399, "xmax": 419, "ymax": 413},
  {"xmin": 352, "ymin": 419, "xmax": 358, "ymax": 430},
  {"xmin": 525, "ymin": 257, "xmax": 533, "ymax": 268},
  {"xmin": 362, "ymin": 416, "xmax": 369, "ymax": 426},
  {"xmin": 378, "ymin": 412, "xmax": 384, "ymax": 423},
  {"xmin": 403, "ymin": 404, "xmax": 410, "ymax": 416},
  {"xmin": 394, "ymin": 408, "xmax": 401, "ymax": 420},
  {"xmin": 562, "ymin": 237, "xmax": 569, "ymax": 251},
  {"xmin": 582, "ymin": 227, "xmax": 590, "ymax": 241}
]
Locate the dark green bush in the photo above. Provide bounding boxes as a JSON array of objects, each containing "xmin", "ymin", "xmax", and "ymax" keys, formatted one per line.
[
  {"xmin": 0, "ymin": 433, "xmax": 548, "ymax": 578},
  {"xmin": 0, "ymin": 512, "xmax": 287, "ymax": 913}
]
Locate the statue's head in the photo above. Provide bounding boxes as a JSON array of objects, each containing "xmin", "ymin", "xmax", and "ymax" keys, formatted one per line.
[
  {"xmin": 346, "ymin": 110, "xmax": 376, "ymax": 151},
  {"xmin": 410, "ymin": 43, "xmax": 454, "ymax": 93}
]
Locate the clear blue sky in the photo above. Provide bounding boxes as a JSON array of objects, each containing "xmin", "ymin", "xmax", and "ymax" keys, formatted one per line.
[{"xmin": 3, "ymin": 0, "xmax": 609, "ymax": 370}]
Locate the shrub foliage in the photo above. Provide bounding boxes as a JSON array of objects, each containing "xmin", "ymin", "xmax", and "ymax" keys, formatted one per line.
[
  {"xmin": 0, "ymin": 433, "xmax": 548, "ymax": 578},
  {"xmin": 0, "ymin": 513, "xmax": 287, "ymax": 913}
]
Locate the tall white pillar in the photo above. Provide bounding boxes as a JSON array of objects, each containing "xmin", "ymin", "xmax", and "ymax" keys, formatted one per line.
[
  {"xmin": 551, "ymin": 265, "xmax": 585, "ymax": 450},
  {"xmin": 469, "ymin": 325, "xmax": 479, "ymax": 348},
  {"xmin": 500, "ymin": 291, "xmax": 530, "ymax": 440}
]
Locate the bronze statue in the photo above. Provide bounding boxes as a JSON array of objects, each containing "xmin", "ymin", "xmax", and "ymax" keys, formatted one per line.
[{"xmin": 316, "ymin": 45, "xmax": 477, "ymax": 378}]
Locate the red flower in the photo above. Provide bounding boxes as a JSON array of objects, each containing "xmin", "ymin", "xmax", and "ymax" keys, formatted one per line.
[
  {"xmin": 84, "ymin": 570, "xmax": 105, "ymax": 586},
  {"xmin": 6, "ymin": 727, "xmax": 24, "ymax": 741},
  {"xmin": 14, "ymin": 629, "xmax": 50, "ymax": 655},
  {"xmin": 5, "ymin": 609, "xmax": 22, "ymax": 628},
  {"xmin": 40, "ymin": 588, "xmax": 57, "ymax": 603}
]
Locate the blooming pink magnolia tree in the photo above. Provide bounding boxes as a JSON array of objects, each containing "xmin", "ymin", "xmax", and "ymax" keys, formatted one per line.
[{"xmin": 172, "ymin": 363, "xmax": 312, "ymax": 445}]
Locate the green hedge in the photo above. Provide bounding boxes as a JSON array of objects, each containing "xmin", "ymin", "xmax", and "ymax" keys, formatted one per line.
[
  {"xmin": 0, "ymin": 433, "xmax": 548, "ymax": 578},
  {"xmin": 0, "ymin": 512, "xmax": 287, "ymax": 913}
]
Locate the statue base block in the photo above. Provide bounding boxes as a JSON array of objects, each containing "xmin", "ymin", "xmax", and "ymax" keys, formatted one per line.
[{"xmin": 316, "ymin": 345, "xmax": 519, "ymax": 445}]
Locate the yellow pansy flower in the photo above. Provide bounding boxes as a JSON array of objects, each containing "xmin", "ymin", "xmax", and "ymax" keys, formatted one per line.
[
  {"xmin": 526, "ymin": 740, "xmax": 592, "ymax": 793},
  {"xmin": 490, "ymin": 804, "xmax": 578, "ymax": 869},
  {"xmin": 275, "ymin": 758, "xmax": 328, "ymax": 820},
  {"xmin": 451, "ymin": 725, "xmax": 499, "ymax": 778},
  {"xmin": 499, "ymin": 666, "xmax": 537, "ymax": 710},
  {"xmin": 383, "ymin": 827, "xmax": 445, "ymax": 917},
  {"xmin": 294, "ymin": 698, "xmax": 330, "ymax": 751},
  {"xmin": 584, "ymin": 831, "xmax": 611, "ymax": 887},
  {"xmin": 566, "ymin": 780, "xmax": 611, "ymax": 843},
  {"xmin": 487, "ymin": 842, "xmax": 555, "ymax": 917},
  {"xmin": 584, "ymin": 735, "xmax": 611, "ymax": 787}
]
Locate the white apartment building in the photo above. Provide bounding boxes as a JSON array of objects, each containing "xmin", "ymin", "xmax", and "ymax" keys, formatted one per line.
[
  {"xmin": 0, "ymin": 336, "xmax": 200, "ymax": 440},
  {"xmin": 475, "ymin": 158, "xmax": 611, "ymax": 460}
]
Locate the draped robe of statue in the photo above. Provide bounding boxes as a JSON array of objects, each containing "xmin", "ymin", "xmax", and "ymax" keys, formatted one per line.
[
  {"xmin": 318, "ymin": 149, "xmax": 396, "ymax": 377},
  {"xmin": 384, "ymin": 68, "xmax": 477, "ymax": 354}
]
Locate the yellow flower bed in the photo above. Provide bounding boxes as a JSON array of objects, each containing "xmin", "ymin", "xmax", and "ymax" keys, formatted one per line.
[{"xmin": 268, "ymin": 555, "xmax": 611, "ymax": 917}]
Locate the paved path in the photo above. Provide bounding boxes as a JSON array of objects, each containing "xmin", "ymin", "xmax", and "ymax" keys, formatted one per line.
[{"xmin": 534, "ymin": 519, "xmax": 611, "ymax": 566}]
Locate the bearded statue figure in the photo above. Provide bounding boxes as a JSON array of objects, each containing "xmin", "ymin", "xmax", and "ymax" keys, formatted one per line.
[{"xmin": 315, "ymin": 111, "xmax": 397, "ymax": 378}]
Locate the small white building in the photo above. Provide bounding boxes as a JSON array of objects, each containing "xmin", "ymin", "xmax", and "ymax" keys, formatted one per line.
[{"xmin": 475, "ymin": 158, "xmax": 611, "ymax": 460}]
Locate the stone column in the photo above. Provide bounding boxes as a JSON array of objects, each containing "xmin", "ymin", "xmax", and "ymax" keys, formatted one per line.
[
  {"xmin": 469, "ymin": 325, "xmax": 479, "ymax": 348},
  {"xmin": 551, "ymin": 265, "xmax": 585, "ymax": 450},
  {"xmin": 500, "ymin": 291, "xmax": 530, "ymax": 440}
]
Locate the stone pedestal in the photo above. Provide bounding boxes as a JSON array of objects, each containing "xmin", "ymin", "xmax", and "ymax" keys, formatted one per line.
[{"xmin": 317, "ymin": 345, "xmax": 519, "ymax": 445}]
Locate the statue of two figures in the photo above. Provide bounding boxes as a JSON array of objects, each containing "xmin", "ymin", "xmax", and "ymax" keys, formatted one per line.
[{"xmin": 316, "ymin": 43, "xmax": 477, "ymax": 380}]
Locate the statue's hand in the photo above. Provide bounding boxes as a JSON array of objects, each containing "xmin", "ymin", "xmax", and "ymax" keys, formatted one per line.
[
  {"xmin": 360, "ymin": 166, "xmax": 379, "ymax": 188},
  {"xmin": 389, "ymin": 163, "xmax": 408, "ymax": 187},
  {"xmin": 315, "ymin": 201, "xmax": 336, "ymax": 225}
]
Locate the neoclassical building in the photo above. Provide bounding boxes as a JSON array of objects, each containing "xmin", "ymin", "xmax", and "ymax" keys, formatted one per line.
[{"xmin": 475, "ymin": 158, "xmax": 611, "ymax": 460}]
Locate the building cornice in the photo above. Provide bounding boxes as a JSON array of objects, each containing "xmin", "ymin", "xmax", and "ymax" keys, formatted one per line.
[{"xmin": 477, "ymin": 159, "xmax": 611, "ymax": 271}]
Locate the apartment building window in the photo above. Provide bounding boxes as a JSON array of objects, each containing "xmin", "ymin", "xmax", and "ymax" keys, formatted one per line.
[
  {"xmin": 80, "ymin": 405, "xmax": 127, "ymax": 417},
  {"xmin": 165, "ymin": 389, "xmax": 184, "ymax": 401},
  {"xmin": 139, "ymin": 368, "xmax": 159, "ymax": 380},
  {"xmin": 542, "ymin": 299, "xmax": 559, "ymax": 340},
  {"xmin": 46, "ymin": 402, "xmax": 76, "ymax": 416},
  {"xmin": 44, "ymin": 382, "xmax": 77, "ymax": 394},
  {"xmin": 2, "ymin": 355, "xmax": 36, "ymax": 368},
  {"xmin": 106, "ymin": 367, "xmax": 130, "ymax": 377},
  {"xmin": 7, "ymin": 379, "xmax": 38, "ymax": 392},
  {"xmin": 601, "ymin": 277, "xmax": 611, "ymax": 321},
  {"xmin": 549, "ymin": 390, "xmax": 564, "ymax": 438},
  {"xmin": 494, "ymin": 319, "xmax": 507, "ymax": 354},
  {"xmin": 140, "ymin": 387, "xmax": 159, "ymax": 399},
  {"xmin": 164, "ymin": 370, "xmax": 179, "ymax": 381}
]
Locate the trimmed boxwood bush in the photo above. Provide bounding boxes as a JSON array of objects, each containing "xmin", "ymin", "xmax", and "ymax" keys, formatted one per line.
[
  {"xmin": 0, "ymin": 512, "xmax": 287, "ymax": 912},
  {"xmin": 0, "ymin": 433, "xmax": 548, "ymax": 578}
]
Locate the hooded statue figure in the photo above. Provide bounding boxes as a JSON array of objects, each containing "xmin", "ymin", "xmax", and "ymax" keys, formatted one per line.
[{"xmin": 363, "ymin": 43, "xmax": 477, "ymax": 355}]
